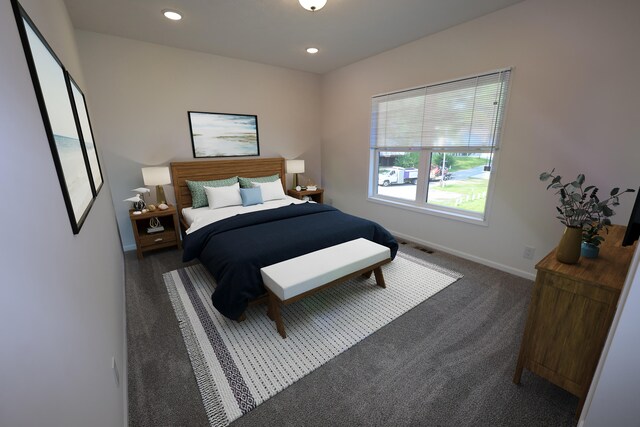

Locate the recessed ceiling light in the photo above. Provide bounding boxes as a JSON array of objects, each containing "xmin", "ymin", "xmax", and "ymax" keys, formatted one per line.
[
  {"xmin": 306, "ymin": 47, "xmax": 319, "ymax": 54},
  {"xmin": 299, "ymin": 0, "xmax": 327, "ymax": 12},
  {"xmin": 162, "ymin": 9, "xmax": 182, "ymax": 21}
]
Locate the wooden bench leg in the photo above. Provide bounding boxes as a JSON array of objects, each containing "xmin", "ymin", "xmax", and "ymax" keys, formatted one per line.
[
  {"xmin": 373, "ymin": 267, "xmax": 386, "ymax": 288},
  {"xmin": 268, "ymin": 291, "xmax": 287, "ymax": 339},
  {"xmin": 237, "ymin": 312, "xmax": 246, "ymax": 322},
  {"xmin": 266, "ymin": 301, "xmax": 275, "ymax": 321},
  {"xmin": 362, "ymin": 270, "xmax": 373, "ymax": 279}
]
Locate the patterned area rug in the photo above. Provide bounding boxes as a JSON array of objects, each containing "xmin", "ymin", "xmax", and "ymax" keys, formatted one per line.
[{"xmin": 163, "ymin": 252, "xmax": 462, "ymax": 426}]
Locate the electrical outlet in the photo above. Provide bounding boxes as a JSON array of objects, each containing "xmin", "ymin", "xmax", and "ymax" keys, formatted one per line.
[
  {"xmin": 523, "ymin": 246, "xmax": 536, "ymax": 260},
  {"xmin": 112, "ymin": 357, "xmax": 120, "ymax": 387}
]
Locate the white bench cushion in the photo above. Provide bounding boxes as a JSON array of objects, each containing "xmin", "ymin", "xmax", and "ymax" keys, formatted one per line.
[{"xmin": 260, "ymin": 238, "xmax": 390, "ymax": 301}]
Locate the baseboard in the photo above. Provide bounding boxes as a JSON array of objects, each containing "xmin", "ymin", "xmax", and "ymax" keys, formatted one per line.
[
  {"xmin": 389, "ymin": 229, "xmax": 536, "ymax": 281},
  {"xmin": 121, "ymin": 229, "xmax": 534, "ymax": 279},
  {"xmin": 121, "ymin": 262, "xmax": 128, "ymax": 427},
  {"xmin": 123, "ymin": 243, "xmax": 137, "ymax": 252}
]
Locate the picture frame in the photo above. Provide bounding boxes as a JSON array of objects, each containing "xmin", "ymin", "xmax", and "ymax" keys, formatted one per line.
[
  {"xmin": 12, "ymin": 0, "xmax": 98, "ymax": 234},
  {"xmin": 188, "ymin": 111, "xmax": 260, "ymax": 158},
  {"xmin": 67, "ymin": 74, "xmax": 103, "ymax": 195}
]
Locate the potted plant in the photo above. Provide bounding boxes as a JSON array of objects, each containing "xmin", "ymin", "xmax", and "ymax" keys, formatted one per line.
[
  {"xmin": 540, "ymin": 170, "xmax": 634, "ymax": 264},
  {"xmin": 581, "ymin": 220, "xmax": 610, "ymax": 258}
]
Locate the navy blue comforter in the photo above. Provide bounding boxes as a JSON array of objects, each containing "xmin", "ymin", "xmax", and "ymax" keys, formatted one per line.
[{"xmin": 182, "ymin": 203, "xmax": 398, "ymax": 320}]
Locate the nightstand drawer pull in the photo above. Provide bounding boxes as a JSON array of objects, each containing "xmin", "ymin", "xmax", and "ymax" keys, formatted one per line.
[{"xmin": 154, "ymin": 237, "xmax": 163, "ymax": 242}]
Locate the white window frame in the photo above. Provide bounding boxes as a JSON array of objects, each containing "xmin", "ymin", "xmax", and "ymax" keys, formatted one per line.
[{"xmin": 367, "ymin": 69, "xmax": 511, "ymax": 225}]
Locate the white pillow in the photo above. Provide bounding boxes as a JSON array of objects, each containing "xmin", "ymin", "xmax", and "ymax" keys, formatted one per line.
[
  {"xmin": 204, "ymin": 182, "xmax": 242, "ymax": 209},
  {"xmin": 252, "ymin": 179, "xmax": 286, "ymax": 202}
]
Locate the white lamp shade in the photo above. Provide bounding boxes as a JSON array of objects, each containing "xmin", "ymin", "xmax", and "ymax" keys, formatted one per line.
[
  {"xmin": 299, "ymin": 0, "xmax": 327, "ymax": 11},
  {"xmin": 286, "ymin": 159, "xmax": 305, "ymax": 174},
  {"xmin": 142, "ymin": 167, "xmax": 171, "ymax": 186}
]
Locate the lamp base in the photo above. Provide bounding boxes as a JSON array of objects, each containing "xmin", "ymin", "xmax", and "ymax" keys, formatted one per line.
[{"xmin": 156, "ymin": 185, "xmax": 166, "ymax": 205}]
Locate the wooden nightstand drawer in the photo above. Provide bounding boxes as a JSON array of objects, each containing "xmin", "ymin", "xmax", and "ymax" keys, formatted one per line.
[{"xmin": 139, "ymin": 230, "xmax": 177, "ymax": 248}]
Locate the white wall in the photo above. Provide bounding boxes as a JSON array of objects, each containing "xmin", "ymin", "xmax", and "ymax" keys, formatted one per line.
[
  {"xmin": 320, "ymin": 0, "xmax": 640, "ymax": 277},
  {"xmin": 581, "ymin": 245, "xmax": 640, "ymax": 426},
  {"xmin": 0, "ymin": 1, "xmax": 125, "ymax": 426},
  {"xmin": 75, "ymin": 32, "xmax": 322, "ymax": 250}
]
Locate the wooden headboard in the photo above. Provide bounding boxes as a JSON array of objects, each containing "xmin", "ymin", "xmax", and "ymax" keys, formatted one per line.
[{"xmin": 170, "ymin": 157, "xmax": 286, "ymax": 229}]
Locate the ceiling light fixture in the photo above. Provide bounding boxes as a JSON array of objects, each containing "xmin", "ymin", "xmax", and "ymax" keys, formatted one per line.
[
  {"xmin": 162, "ymin": 9, "xmax": 182, "ymax": 21},
  {"xmin": 298, "ymin": 0, "xmax": 327, "ymax": 12},
  {"xmin": 306, "ymin": 47, "xmax": 319, "ymax": 54}
]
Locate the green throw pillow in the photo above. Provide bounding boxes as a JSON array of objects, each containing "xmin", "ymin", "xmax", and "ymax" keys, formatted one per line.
[
  {"xmin": 187, "ymin": 176, "xmax": 238, "ymax": 208},
  {"xmin": 238, "ymin": 174, "xmax": 280, "ymax": 189}
]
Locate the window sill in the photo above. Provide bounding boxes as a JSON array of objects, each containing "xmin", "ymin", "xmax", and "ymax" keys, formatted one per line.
[{"xmin": 367, "ymin": 195, "xmax": 489, "ymax": 227}]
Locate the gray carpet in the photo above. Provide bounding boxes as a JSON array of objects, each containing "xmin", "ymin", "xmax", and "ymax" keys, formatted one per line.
[{"xmin": 126, "ymin": 241, "xmax": 577, "ymax": 426}]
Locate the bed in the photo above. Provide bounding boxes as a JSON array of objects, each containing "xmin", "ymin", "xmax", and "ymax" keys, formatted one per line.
[{"xmin": 171, "ymin": 158, "xmax": 398, "ymax": 320}]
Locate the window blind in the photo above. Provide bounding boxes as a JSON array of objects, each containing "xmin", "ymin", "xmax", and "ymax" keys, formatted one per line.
[{"xmin": 370, "ymin": 69, "xmax": 511, "ymax": 150}]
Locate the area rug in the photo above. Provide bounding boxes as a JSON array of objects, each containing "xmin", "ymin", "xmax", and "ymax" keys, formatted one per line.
[{"xmin": 163, "ymin": 252, "xmax": 462, "ymax": 427}]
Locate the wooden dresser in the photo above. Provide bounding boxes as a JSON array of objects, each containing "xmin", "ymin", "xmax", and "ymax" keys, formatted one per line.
[{"xmin": 513, "ymin": 225, "xmax": 636, "ymax": 417}]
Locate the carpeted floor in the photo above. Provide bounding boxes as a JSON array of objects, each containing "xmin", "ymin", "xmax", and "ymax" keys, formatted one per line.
[{"xmin": 125, "ymin": 241, "xmax": 578, "ymax": 427}]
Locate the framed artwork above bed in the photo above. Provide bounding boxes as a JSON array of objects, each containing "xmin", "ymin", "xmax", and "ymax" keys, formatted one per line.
[{"xmin": 188, "ymin": 111, "xmax": 260, "ymax": 158}]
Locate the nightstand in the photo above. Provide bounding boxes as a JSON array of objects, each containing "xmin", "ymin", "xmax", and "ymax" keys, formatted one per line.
[
  {"xmin": 129, "ymin": 205, "xmax": 181, "ymax": 259},
  {"xmin": 287, "ymin": 188, "xmax": 324, "ymax": 203}
]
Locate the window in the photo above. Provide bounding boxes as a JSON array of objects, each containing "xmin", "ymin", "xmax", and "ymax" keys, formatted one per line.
[{"xmin": 369, "ymin": 69, "xmax": 511, "ymax": 222}]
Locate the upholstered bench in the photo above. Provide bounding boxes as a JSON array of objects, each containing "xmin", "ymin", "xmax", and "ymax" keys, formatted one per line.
[{"xmin": 260, "ymin": 238, "xmax": 391, "ymax": 338}]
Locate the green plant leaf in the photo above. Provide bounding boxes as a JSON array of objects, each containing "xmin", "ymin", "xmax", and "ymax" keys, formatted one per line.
[
  {"xmin": 576, "ymin": 174, "xmax": 585, "ymax": 185},
  {"xmin": 540, "ymin": 172, "xmax": 551, "ymax": 181},
  {"xmin": 610, "ymin": 187, "xmax": 619, "ymax": 196},
  {"xmin": 584, "ymin": 186, "xmax": 595, "ymax": 192}
]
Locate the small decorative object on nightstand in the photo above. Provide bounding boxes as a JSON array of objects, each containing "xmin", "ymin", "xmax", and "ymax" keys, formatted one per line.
[
  {"xmin": 132, "ymin": 187, "xmax": 150, "ymax": 209},
  {"xmin": 287, "ymin": 187, "xmax": 323, "ymax": 204},
  {"xmin": 124, "ymin": 194, "xmax": 145, "ymax": 213},
  {"xmin": 129, "ymin": 204, "xmax": 181, "ymax": 259}
]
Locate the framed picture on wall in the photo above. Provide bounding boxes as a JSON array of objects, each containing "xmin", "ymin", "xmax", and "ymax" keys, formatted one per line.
[
  {"xmin": 68, "ymin": 75, "xmax": 103, "ymax": 194},
  {"xmin": 12, "ymin": 0, "xmax": 98, "ymax": 234},
  {"xmin": 188, "ymin": 111, "xmax": 260, "ymax": 158}
]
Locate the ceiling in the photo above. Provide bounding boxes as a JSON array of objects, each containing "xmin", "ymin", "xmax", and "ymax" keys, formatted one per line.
[{"xmin": 63, "ymin": 0, "xmax": 524, "ymax": 74}]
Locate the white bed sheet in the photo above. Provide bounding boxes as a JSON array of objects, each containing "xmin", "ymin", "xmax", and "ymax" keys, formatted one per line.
[{"xmin": 183, "ymin": 195, "xmax": 309, "ymax": 234}]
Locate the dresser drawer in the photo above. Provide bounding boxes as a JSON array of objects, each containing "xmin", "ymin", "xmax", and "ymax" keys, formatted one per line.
[{"xmin": 139, "ymin": 230, "xmax": 177, "ymax": 248}]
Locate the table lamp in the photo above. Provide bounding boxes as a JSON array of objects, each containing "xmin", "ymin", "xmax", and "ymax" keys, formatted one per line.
[
  {"xmin": 142, "ymin": 166, "xmax": 171, "ymax": 204},
  {"xmin": 286, "ymin": 159, "xmax": 305, "ymax": 189}
]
